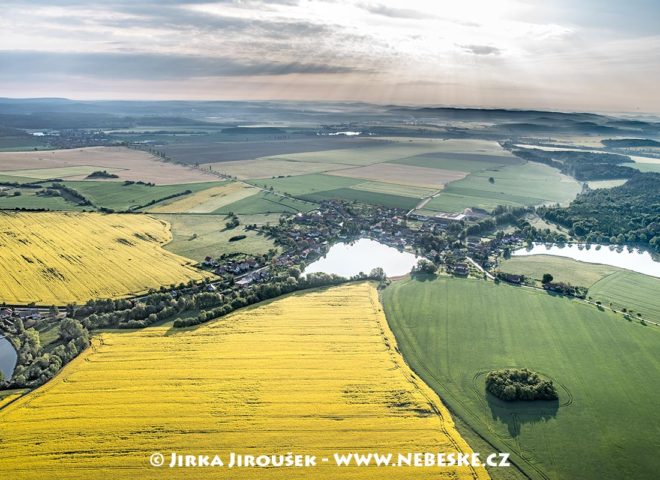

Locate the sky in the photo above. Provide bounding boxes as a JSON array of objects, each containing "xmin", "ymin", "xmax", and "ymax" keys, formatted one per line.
[{"xmin": 1, "ymin": 0, "xmax": 659, "ymax": 113}]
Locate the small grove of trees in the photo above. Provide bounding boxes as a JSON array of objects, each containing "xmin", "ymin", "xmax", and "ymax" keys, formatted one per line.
[
  {"xmin": 172, "ymin": 272, "xmax": 385, "ymax": 329},
  {"xmin": 486, "ymin": 368, "xmax": 558, "ymax": 401},
  {"xmin": 225, "ymin": 213, "xmax": 240, "ymax": 229},
  {"xmin": 411, "ymin": 259, "xmax": 436, "ymax": 275},
  {"xmin": 542, "ymin": 281, "xmax": 588, "ymax": 299},
  {"xmin": 5, "ymin": 318, "xmax": 90, "ymax": 389}
]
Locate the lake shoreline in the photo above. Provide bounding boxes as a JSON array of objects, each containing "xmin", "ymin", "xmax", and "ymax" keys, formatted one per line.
[
  {"xmin": 512, "ymin": 243, "xmax": 660, "ymax": 278},
  {"xmin": 0, "ymin": 335, "xmax": 18, "ymax": 381}
]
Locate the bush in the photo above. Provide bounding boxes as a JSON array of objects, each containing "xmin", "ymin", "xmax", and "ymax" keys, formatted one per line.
[{"xmin": 486, "ymin": 368, "xmax": 558, "ymax": 401}]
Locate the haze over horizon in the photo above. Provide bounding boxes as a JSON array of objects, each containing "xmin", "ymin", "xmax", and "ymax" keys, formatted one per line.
[{"xmin": 2, "ymin": 0, "xmax": 659, "ymax": 114}]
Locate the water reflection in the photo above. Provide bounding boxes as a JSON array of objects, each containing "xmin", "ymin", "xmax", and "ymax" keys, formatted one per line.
[
  {"xmin": 0, "ymin": 336, "xmax": 17, "ymax": 381},
  {"xmin": 512, "ymin": 243, "xmax": 660, "ymax": 278},
  {"xmin": 303, "ymin": 238, "xmax": 421, "ymax": 278}
]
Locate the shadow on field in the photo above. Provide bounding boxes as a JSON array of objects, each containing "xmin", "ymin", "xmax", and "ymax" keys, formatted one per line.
[
  {"xmin": 486, "ymin": 393, "xmax": 559, "ymax": 438},
  {"xmin": 411, "ymin": 273, "xmax": 437, "ymax": 282}
]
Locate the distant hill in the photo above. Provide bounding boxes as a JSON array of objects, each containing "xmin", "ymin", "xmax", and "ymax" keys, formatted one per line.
[{"xmin": 602, "ymin": 138, "xmax": 660, "ymax": 148}]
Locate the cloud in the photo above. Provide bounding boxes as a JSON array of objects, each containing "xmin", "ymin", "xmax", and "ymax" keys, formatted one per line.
[
  {"xmin": 0, "ymin": 51, "xmax": 357, "ymax": 80},
  {"xmin": 360, "ymin": 3, "xmax": 427, "ymax": 19},
  {"xmin": 460, "ymin": 44, "xmax": 501, "ymax": 55}
]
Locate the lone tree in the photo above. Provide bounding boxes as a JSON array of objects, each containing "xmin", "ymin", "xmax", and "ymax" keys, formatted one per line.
[
  {"xmin": 486, "ymin": 368, "xmax": 558, "ymax": 401},
  {"xmin": 488, "ymin": 177, "xmax": 495, "ymax": 184},
  {"xmin": 542, "ymin": 273, "xmax": 554, "ymax": 284}
]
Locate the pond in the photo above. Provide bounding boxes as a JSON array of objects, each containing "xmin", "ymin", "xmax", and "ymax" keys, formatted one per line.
[
  {"xmin": 512, "ymin": 243, "xmax": 660, "ymax": 278},
  {"xmin": 303, "ymin": 238, "xmax": 421, "ymax": 278},
  {"xmin": 0, "ymin": 336, "xmax": 17, "ymax": 381}
]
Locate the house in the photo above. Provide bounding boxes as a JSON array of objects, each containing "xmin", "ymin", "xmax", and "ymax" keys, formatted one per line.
[
  {"xmin": 433, "ymin": 212, "xmax": 467, "ymax": 224},
  {"xmin": 452, "ymin": 263, "xmax": 469, "ymax": 276},
  {"xmin": 236, "ymin": 277, "xmax": 254, "ymax": 287},
  {"xmin": 17, "ymin": 308, "xmax": 41, "ymax": 319},
  {"xmin": 498, "ymin": 272, "xmax": 523, "ymax": 284}
]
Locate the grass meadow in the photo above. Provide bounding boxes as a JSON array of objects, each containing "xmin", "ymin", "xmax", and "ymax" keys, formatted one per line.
[
  {"xmin": 382, "ymin": 276, "xmax": 660, "ymax": 480},
  {"xmin": 425, "ymin": 162, "xmax": 580, "ymax": 212},
  {"xmin": 497, "ymin": 255, "xmax": 621, "ymax": 287},
  {"xmin": 211, "ymin": 190, "xmax": 316, "ymax": 215},
  {"xmin": 157, "ymin": 213, "xmax": 278, "ymax": 261},
  {"xmin": 62, "ymin": 180, "xmax": 222, "ymax": 211},
  {"xmin": 589, "ymin": 270, "xmax": 660, "ymax": 322}
]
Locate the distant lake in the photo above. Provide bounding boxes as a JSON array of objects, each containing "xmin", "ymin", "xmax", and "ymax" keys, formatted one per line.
[
  {"xmin": 512, "ymin": 243, "xmax": 660, "ymax": 278},
  {"xmin": 303, "ymin": 238, "xmax": 421, "ymax": 278},
  {"xmin": 0, "ymin": 336, "xmax": 17, "ymax": 381}
]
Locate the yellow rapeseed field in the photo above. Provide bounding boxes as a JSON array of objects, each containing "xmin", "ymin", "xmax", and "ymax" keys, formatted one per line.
[
  {"xmin": 0, "ymin": 283, "xmax": 488, "ymax": 480},
  {"xmin": 0, "ymin": 212, "xmax": 213, "ymax": 305}
]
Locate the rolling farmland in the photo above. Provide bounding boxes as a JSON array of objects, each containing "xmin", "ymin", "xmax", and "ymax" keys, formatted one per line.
[
  {"xmin": 266, "ymin": 138, "xmax": 506, "ymax": 167},
  {"xmin": 212, "ymin": 190, "xmax": 316, "ymax": 215},
  {"xmin": 300, "ymin": 188, "xmax": 420, "ymax": 210},
  {"xmin": 251, "ymin": 174, "xmax": 430, "ymax": 209},
  {"xmin": 424, "ymin": 162, "xmax": 580, "ymax": 213},
  {"xmin": 157, "ymin": 213, "xmax": 278, "ymax": 261},
  {"xmin": 589, "ymin": 270, "xmax": 660, "ymax": 321},
  {"xmin": 0, "ymin": 283, "xmax": 488, "ymax": 480},
  {"xmin": 61, "ymin": 180, "xmax": 223, "ymax": 211},
  {"xmin": 498, "ymin": 256, "xmax": 660, "ymax": 321},
  {"xmin": 497, "ymin": 255, "xmax": 622, "ymax": 287},
  {"xmin": 249, "ymin": 173, "xmax": 362, "ymax": 196},
  {"xmin": 391, "ymin": 153, "xmax": 523, "ymax": 172},
  {"xmin": 382, "ymin": 277, "xmax": 660, "ymax": 480},
  {"xmin": 206, "ymin": 158, "xmax": 348, "ymax": 179},
  {"xmin": 330, "ymin": 163, "xmax": 467, "ymax": 188},
  {"xmin": 148, "ymin": 182, "xmax": 259, "ymax": 213},
  {"xmin": 0, "ymin": 212, "xmax": 212, "ymax": 304},
  {"xmin": 0, "ymin": 147, "xmax": 217, "ymax": 184},
  {"xmin": 241, "ymin": 139, "xmax": 579, "ymax": 213},
  {"xmin": 160, "ymin": 136, "xmax": 382, "ymax": 164}
]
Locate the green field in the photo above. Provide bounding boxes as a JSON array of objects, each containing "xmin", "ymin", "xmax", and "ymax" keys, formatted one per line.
[
  {"xmin": 61, "ymin": 180, "xmax": 222, "ymax": 211},
  {"xmin": 156, "ymin": 213, "xmax": 278, "ymax": 261},
  {"xmin": 425, "ymin": 162, "xmax": 581, "ymax": 212},
  {"xmin": 250, "ymin": 173, "xmax": 426, "ymax": 209},
  {"xmin": 300, "ymin": 187, "xmax": 420, "ymax": 209},
  {"xmin": 382, "ymin": 276, "xmax": 660, "ymax": 480},
  {"xmin": 391, "ymin": 152, "xmax": 522, "ymax": 172},
  {"xmin": 498, "ymin": 255, "xmax": 621, "ymax": 287},
  {"xmin": 0, "ymin": 135, "xmax": 48, "ymax": 151},
  {"xmin": 589, "ymin": 271, "xmax": 660, "ymax": 322},
  {"xmin": 351, "ymin": 181, "xmax": 437, "ymax": 198},
  {"xmin": 213, "ymin": 190, "xmax": 316, "ymax": 215},
  {"xmin": 249, "ymin": 173, "xmax": 361, "ymax": 195},
  {"xmin": 0, "ymin": 188, "xmax": 86, "ymax": 211},
  {"xmin": 267, "ymin": 138, "xmax": 510, "ymax": 167},
  {"xmin": 0, "ymin": 173, "xmax": 41, "ymax": 184}
]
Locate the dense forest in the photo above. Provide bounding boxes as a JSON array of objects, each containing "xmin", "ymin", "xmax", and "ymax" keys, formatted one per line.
[
  {"xmin": 602, "ymin": 138, "xmax": 660, "ymax": 148},
  {"xmin": 511, "ymin": 147, "xmax": 637, "ymax": 180},
  {"xmin": 540, "ymin": 173, "xmax": 660, "ymax": 252}
]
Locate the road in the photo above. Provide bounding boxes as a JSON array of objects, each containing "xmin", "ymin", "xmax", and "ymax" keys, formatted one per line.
[
  {"xmin": 465, "ymin": 256, "xmax": 495, "ymax": 280},
  {"xmin": 406, "ymin": 189, "xmax": 443, "ymax": 217}
]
